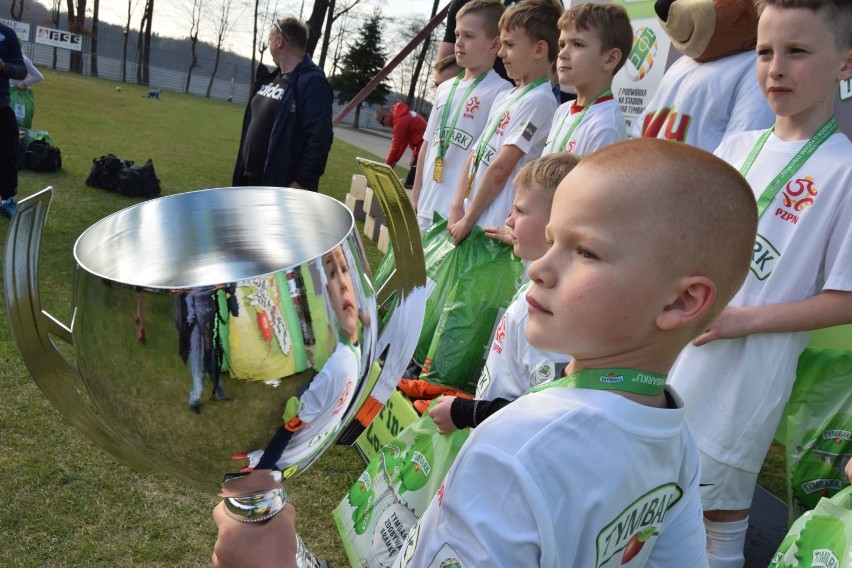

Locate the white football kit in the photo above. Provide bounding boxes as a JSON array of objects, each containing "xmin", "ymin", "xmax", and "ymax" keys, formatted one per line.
[
  {"xmin": 632, "ymin": 51, "xmax": 774, "ymax": 152},
  {"xmin": 465, "ymin": 81, "xmax": 557, "ymax": 229},
  {"xmin": 542, "ymin": 97, "xmax": 627, "ymax": 156},
  {"xmin": 416, "ymin": 71, "xmax": 512, "ymax": 233},
  {"xmin": 393, "ymin": 387, "xmax": 708, "ymax": 568},
  {"xmin": 670, "ymin": 132, "xmax": 852, "ymax": 491}
]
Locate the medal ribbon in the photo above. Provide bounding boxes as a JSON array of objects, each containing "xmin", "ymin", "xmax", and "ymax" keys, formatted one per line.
[
  {"xmin": 739, "ymin": 117, "xmax": 837, "ymax": 218},
  {"xmin": 527, "ymin": 367, "xmax": 667, "ymax": 397},
  {"xmin": 551, "ymin": 89, "xmax": 613, "ymax": 152},
  {"xmin": 469, "ymin": 75, "xmax": 549, "ymax": 182},
  {"xmin": 436, "ymin": 70, "xmax": 491, "ymax": 162}
]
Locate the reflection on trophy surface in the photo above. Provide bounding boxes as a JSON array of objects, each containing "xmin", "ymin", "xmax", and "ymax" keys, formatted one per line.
[{"xmin": 4, "ymin": 183, "xmax": 425, "ymax": 501}]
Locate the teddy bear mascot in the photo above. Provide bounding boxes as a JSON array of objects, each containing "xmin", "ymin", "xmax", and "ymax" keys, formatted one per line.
[{"xmin": 632, "ymin": 0, "xmax": 775, "ymax": 151}]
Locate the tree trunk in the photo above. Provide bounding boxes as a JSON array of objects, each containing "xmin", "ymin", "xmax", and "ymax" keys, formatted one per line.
[
  {"xmin": 305, "ymin": 0, "xmax": 329, "ymax": 56},
  {"xmin": 89, "ymin": 0, "xmax": 99, "ymax": 77},
  {"xmin": 185, "ymin": 37, "xmax": 198, "ymax": 94},
  {"xmin": 206, "ymin": 48, "xmax": 222, "ymax": 98},
  {"xmin": 51, "ymin": 0, "xmax": 61, "ymax": 69},
  {"xmin": 121, "ymin": 0, "xmax": 130, "ymax": 82},
  {"xmin": 353, "ymin": 103, "xmax": 361, "ymax": 129},
  {"xmin": 407, "ymin": 0, "xmax": 439, "ymax": 107},
  {"xmin": 67, "ymin": 0, "xmax": 87, "ymax": 73},
  {"xmin": 318, "ymin": 0, "xmax": 335, "ymax": 69},
  {"xmin": 137, "ymin": 0, "xmax": 153, "ymax": 85},
  {"xmin": 10, "ymin": 0, "xmax": 24, "ymax": 20},
  {"xmin": 250, "ymin": 0, "xmax": 259, "ymax": 85}
]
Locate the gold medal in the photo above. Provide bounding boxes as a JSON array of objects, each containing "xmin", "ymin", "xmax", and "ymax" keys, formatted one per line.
[
  {"xmin": 465, "ymin": 174, "xmax": 475, "ymax": 198},
  {"xmin": 433, "ymin": 157, "xmax": 444, "ymax": 182}
]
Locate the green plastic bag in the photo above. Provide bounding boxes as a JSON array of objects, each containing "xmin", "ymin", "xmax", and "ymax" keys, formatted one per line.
[
  {"xmin": 10, "ymin": 87, "xmax": 34, "ymax": 129},
  {"xmin": 781, "ymin": 347, "xmax": 852, "ymax": 519},
  {"xmin": 770, "ymin": 485, "xmax": 852, "ymax": 567},
  {"xmin": 374, "ymin": 213, "xmax": 523, "ymax": 393},
  {"xmin": 333, "ymin": 402, "xmax": 469, "ymax": 567}
]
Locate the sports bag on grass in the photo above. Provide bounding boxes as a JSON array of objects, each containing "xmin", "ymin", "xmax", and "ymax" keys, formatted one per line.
[
  {"xmin": 333, "ymin": 402, "xmax": 470, "ymax": 568},
  {"xmin": 25, "ymin": 139, "xmax": 61, "ymax": 172},
  {"xmin": 116, "ymin": 159, "xmax": 161, "ymax": 198},
  {"xmin": 86, "ymin": 154, "xmax": 132, "ymax": 191},
  {"xmin": 769, "ymin": 485, "xmax": 852, "ymax": 567}
]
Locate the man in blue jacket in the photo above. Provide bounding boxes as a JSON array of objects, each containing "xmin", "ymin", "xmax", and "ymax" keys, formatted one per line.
[
  {"xmin": 0, "ymin": 22, "xmax": 26, "ymax": 218},
  {"xmin": 233, "ymin": 17, "xmax": 333, "ymax": 192}
]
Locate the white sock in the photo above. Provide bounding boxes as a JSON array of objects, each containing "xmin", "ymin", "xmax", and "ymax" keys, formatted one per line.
[{"xmin": 705, "ymin": 517, "xmax": 748, "ymax": 568}]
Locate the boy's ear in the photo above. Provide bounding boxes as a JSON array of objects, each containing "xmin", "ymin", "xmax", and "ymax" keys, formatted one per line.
[
  {"xmin": 656, "ymin": 276, "xmax": 717, "ymax": 331},
  {"xmin": 490, "ymin": 35, "xmax": 502, "ymax": 54},
  {"xmin": 603, "ymin": 48, "xmax": 622, "ymax": 73},
  {"xmin": 839, "ymin": 46, "xmax": 852, "ymax": 82},
  {"xmin": 535, "ymin": 39, "xmax": 549, "ymax": 60}
]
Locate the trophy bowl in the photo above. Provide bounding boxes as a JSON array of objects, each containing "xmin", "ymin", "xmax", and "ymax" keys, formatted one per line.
[{"xmin": 4, "ymin": 178, "xmax": 425, "ymax": 496}]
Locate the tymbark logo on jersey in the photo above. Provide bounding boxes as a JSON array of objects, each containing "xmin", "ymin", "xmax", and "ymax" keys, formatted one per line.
[{"xmin": 595, "ymin": 483, "xmax": 682, "ymax": 566}]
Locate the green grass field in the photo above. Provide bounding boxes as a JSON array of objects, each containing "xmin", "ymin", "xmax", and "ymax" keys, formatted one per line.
[{"xmin": 0, "ymin": 70, "xmax": 787, "ymax": 567}]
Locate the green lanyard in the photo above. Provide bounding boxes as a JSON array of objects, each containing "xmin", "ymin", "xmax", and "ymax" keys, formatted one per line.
[
  {"xmin": 550, "ymin": 89, "xmax": 612, "ymax": 152},
  {"xmin": 739, "ymin": 117, "xmax": 837, "ymax": 217},
  {"xmin": 527, "ymin": 368, "xmax": 667, "ymax": 397},
  {"xmin": 469, "ymin": 76, "xmax": 549, "ymax": 184},
  {"xmin": 436, "ymin": 70, "xmax": 490, "ymax": 161}
]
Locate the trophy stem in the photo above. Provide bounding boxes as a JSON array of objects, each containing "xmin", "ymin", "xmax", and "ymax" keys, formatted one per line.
[{"xmin": 4, "ymin": 187, "xmax": 153, "ymax": 473}]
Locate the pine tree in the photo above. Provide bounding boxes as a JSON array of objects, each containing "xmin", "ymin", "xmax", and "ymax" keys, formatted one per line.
[{"xmin": 329, "ymin": 11, "xmax": 389, "ymax": 129}]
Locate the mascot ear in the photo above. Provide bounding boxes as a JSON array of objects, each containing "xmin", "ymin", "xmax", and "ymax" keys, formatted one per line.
[{"xmin": 658, "ymin": 0, "xmax": 758, "ymax": 63}]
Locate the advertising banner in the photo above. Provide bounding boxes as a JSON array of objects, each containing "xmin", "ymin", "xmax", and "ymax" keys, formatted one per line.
[{"xmin": 34, "ymin": 25, "xmax": 82, "ymax": 52}]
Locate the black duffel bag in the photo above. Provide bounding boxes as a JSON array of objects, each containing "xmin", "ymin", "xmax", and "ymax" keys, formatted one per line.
[{"xmin": 26, "ymin": 139, "xmax": 62, "ymax": 172}]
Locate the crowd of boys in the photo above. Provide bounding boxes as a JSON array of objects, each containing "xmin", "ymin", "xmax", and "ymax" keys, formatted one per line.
[{"xmin": 209, "ymin": 0, "xmax": 852, "ymax": 566}]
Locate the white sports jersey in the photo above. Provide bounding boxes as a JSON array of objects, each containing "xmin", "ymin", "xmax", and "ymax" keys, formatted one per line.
[
  {"xmin": 465, "ymin": 81, "xmax": 557, "ymax": 229},
  {"xmin": 393, "ymin": 387, "xmax": 708, "ymax": 568},
  {"xmin": 278, "ymin": 340, "xmax": 358, "ymax": 467},
  {"xmin": 632, "ymin": 51, "xmax": 774, "ymax": 152},
  {"xmin": 476, "ymin": 282, "xmax": 571, "ymax": 400},
  {"xmin": 670, "ymin": 131, "xmax": 852, "ymax": 472},
  {"xmin": 542, "ymin": 97, "xmax": 627, "ymax": 156},
  {"xmin": 417, "ymin": 71, "xmax": 512, "ymax": 233}
]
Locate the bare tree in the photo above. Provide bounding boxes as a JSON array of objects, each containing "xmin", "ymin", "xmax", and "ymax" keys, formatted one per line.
[
  {"xmin": 136, "ymin": 0, "xmax": 153, "ymax": 85},
  {"xmin": 406, "ymin": 0, "xmax": 440, "ymax": 107},
  {"xmin": 66, "ymin": 0, "xmax": 87, "ymax": 73},
  {"xmin": 10, "ymin": 0, "xmax": 24, "ymax": 20},
  {"xmin": 184, "ymin": 0, "xmax": 205, "ymax": 93},
  {"xmin": 89, "ymin": 0, "xmax": 100, "ymax": 76},
  {"xmin": 304, "ymin": 0, "xmax": 329, "ymax": 56},
  {"xmin": 205, "ymin": 0, "xmax": 239, "ymax": 98},
  {"xmin": 251, "ymin": 0, "xmax": 278, "ymax": 84},
  {"xmin": 51, "ymin": 0, "xmax": 61, "ymax": 68},
  {"xmin": 120, "ymin": 0, "xmax": 137, "ymax": 83},
  {"xmin": 318, "ymin": 0, "xmax": 365, "ymax": 69}
]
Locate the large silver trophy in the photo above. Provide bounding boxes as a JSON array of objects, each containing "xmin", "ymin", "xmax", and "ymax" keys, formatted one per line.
[{"xmin": 4, "ymin": 160, "xmax": 426, "ymax": 548}]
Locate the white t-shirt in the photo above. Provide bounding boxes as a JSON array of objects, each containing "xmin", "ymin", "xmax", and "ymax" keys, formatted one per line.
[
  {"xmin": 476, "ymin": 282, "xmax": 571, "ymax": 400},
  {"xmin": 393, "ymin": 387, "xmax": 708, "ymax": 568},
  {"xmin": 417, "ymin": 71, "xmax": 512, "ymax": 233},
  {"xmin": 465, "ymin": 81, "xmax": 557, "ymax": 229},
  {"xmin": 669, "ymin": 131, "xmax": 852, "ymax": 472},
  {"xmin": 251, "ymin": 340, "xmax": 359, "ymax": 469},
  {"xmin": 542, "ymin": 97, "xmax": 627, "ymax": 156},
  {"xmin": 631, "ymin": 51, "xmax": 774, "ymax": 152}
]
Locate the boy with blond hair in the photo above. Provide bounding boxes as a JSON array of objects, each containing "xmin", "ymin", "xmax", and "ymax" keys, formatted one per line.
[
  {"xmin": 213, "ymin": 139, "xmax": 758, "ymax": 568},
  {"xmin": 430, "ymin": 153, "xmax": 579, "ymax": 434},
  {"xmin": 447, "ymin": 0, "xmax": 561, "ymax": 244},
  {"xmin": 412, "ymin": 0, "xmax": 512, "ymax": 234},
  {"xmin": 542, "ymin": 3, "xmax": 632, "ymax": 156},
  {"xmin": 667, "ymin": 1, "xmax": 852, "ymax": 566}
]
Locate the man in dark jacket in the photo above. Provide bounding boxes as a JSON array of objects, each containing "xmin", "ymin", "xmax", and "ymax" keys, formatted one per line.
[
  {"xmin": 232, "ymin": 17, "xmax": 333, "ymax": 192},
  {"xmin": 0, "ymin": 23, "xmax": 26, "ymax": 218}
]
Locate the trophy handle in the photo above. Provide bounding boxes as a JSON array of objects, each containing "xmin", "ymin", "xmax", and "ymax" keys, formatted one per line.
[
  {"xmin": 337, "ymin": 160, "xmax": 428, "ymax": 444},
  {"xmin": 4, "ymin": 187, "xmax": 153, "ymax": 472}
]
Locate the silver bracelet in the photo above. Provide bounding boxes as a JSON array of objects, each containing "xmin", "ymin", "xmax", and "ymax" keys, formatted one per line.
[{"xmin": 222, "ymin": 486, "xmax": 287, "ymax": 524}]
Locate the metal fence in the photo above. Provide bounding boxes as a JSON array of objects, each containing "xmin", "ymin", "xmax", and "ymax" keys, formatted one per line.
[{"xmin": 20, "ymin": 38, "xmax": 417, "ymax": 133}]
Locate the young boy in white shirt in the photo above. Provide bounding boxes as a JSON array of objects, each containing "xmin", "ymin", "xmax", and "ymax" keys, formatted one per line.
[
  {"xmin": 542, "ymin": 3, "xmax": 632, "ymax": 156},
  {"xmin": 429, "ymin": 152, "xmax": 579, "ymax": 433},
  {"xmin": 667, "ymin": 2, "xmax": 852, "ymax": 567},
  {"xmin": 447, "ymin": 0, "xmax": 561, "ymax": 244},
  {"xmin": 212, "ymin": 139, "xmax": 759, "ymax": 568}
]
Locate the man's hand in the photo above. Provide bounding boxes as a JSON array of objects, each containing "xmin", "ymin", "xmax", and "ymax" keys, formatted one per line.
[
  {"xmin": 212, "ymin": 501, "xmax": 298, "ymax": 568},
  {"xmin": 429, "ymin": 396, "xmax": 458, "ymax": 435}
]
